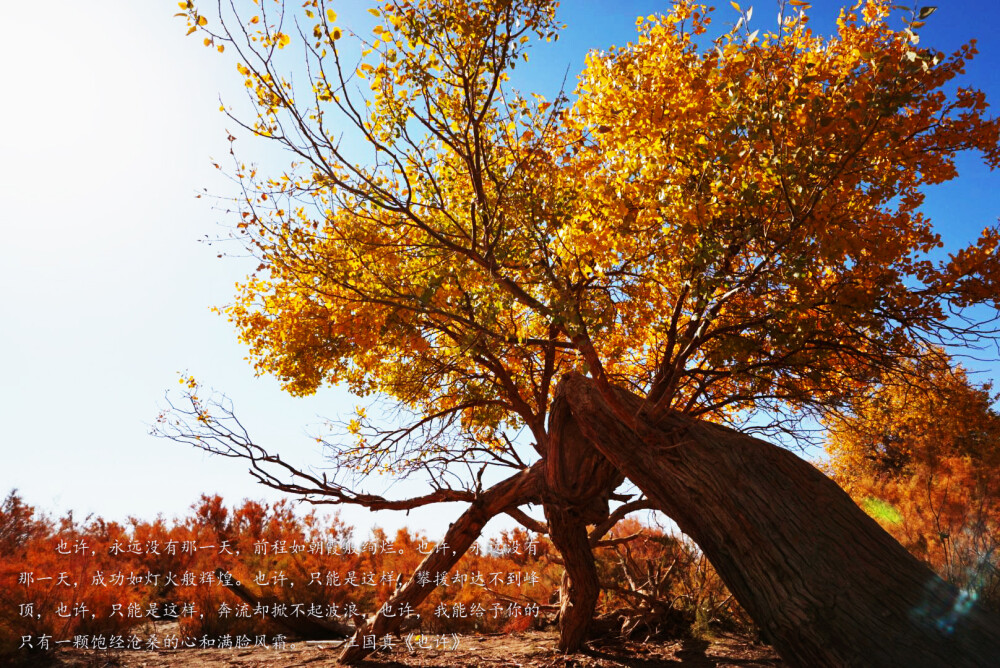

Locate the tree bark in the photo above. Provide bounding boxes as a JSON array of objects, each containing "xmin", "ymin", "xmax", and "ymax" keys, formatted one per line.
[
  {"xmin": 555, "ymin": 372, "xmax": 1000, "ymax": 667},
  {"xmin": 543, "ymin": 378, "xmax": 625, "ymax": 652},
  {"xmin": 545, "ymin": 504, "xmax": 600, "ymax": 652},
  {"xmin": 338, "ymin": 462, "xmax": 544, "ymax": 664}
]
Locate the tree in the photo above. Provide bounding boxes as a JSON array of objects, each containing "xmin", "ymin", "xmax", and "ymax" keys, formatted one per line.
[
  {"xmin": 826, "ymin": 357, "xmax": 1000, "ymax": 606},
  {"xmin": 161, "ymin": 0, "xmax": 1000, "ymax": 664}
]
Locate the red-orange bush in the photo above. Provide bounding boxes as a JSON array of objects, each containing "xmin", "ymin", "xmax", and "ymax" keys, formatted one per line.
[
  {"xmin": 0, "ymin": 494, "xmax": 142, "ymax": 662},
  {"xmin": 1, "ymin": 489, "xmax": 747, "ymax": 662},
  {"xmin": 825, "ymin": 360, "xmax": 1000, "ymax": 610}
]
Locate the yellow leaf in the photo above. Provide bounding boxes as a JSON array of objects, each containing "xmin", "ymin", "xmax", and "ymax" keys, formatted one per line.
[
  {"xmin": 217, "ymin": 44, "xmax": 225, "ymax": 53},
  {"xmin": 197, "ymin": 15, "xmax": 207, "ymax": 26},
  {"xmin": 367, "ymin": 8, "xmax": 380, "ymax": 17},
  {"xmin": 730, "ymin": 1, "xmax": 741, "ymax": 11},
  {"xmin": 327, "ymin": 9, "xmax": 337, "ymax": 23},
  {"xmin": 789, "ymin": 0, "xmax": 809, "ymax": 6}
]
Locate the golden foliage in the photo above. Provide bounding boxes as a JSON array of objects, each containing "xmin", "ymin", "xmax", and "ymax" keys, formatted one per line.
[
  {"xmin": 826, "ymin": 358, "xmax": 1000, "ymax": 606},
  {"xmin": 173, "ymin": 0, "xmax": 1000, "ymax": 474}
]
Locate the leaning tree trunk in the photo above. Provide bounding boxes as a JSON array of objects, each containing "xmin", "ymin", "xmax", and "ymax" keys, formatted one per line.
[{"xmin": 555, "ymin": 372, "xmax": 1000, "ymax": 667}]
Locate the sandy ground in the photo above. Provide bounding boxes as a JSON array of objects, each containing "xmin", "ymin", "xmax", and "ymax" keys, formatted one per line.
[{"xmin": 32, "ymin": 630, "xmax": 783, "ymax": 667}]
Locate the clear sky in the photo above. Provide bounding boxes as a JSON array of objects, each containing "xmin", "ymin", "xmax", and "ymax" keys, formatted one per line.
[{"xmin": 2, "ymin": 0, "xmax": 999, "ymax": 540}]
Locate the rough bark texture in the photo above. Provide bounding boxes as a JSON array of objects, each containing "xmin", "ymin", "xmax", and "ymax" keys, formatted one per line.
[
  {"xmin": 545, "ymin": 505, "xmax": 601, "ymax": 652},
  {"xmin": 543, "ymin": 381, "xmax": 625, "ymax": 652},
  {"xmin": 555, "ymin": 372, "xmax": 1000, "ymax": 667},
  {"xmin": 338, "ymin": 463, "xmax": 544, "ymax": 665}
]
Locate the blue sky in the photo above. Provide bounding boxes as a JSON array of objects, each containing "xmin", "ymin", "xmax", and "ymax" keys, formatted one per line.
[{"xmin": 2, "ymin": 0, "xmax": 999, "ymax": 540}]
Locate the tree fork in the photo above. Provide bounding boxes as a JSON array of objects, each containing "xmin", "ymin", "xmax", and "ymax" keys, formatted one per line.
[
  {"xmin": 555, "ymin": 372, "xmax": 1000, "ymax": 667},
  {"xmin": 338, "ymin": 462, "xmax": 545, "ymax": 665}
]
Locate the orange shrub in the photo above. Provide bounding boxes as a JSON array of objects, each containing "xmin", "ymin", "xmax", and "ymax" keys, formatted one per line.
[
  {"xmin": 2, "ymin": 488, "xmax": 748, "ymax": 662},
  {"xmin": 590, "ymin": 517, "xmax": 752, "ymax": 638},
  {"xmin": 0, "ymin": 497, "xmax": 143, "ymax": 662}
]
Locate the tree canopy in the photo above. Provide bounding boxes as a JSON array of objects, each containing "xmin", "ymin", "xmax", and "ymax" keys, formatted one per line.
[
  {"xmin": 175, "ymin": 0, "xmax": 1000, "ymax": 482},
  {"xmin": 827, "ymin": 357, "xmax": 1000, "ymax": 483}
]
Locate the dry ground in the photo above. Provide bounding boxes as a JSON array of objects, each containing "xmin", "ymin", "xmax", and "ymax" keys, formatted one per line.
[{"xmin": 35, "ymin": 630, "xmax": 782, "ymax": 667}]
